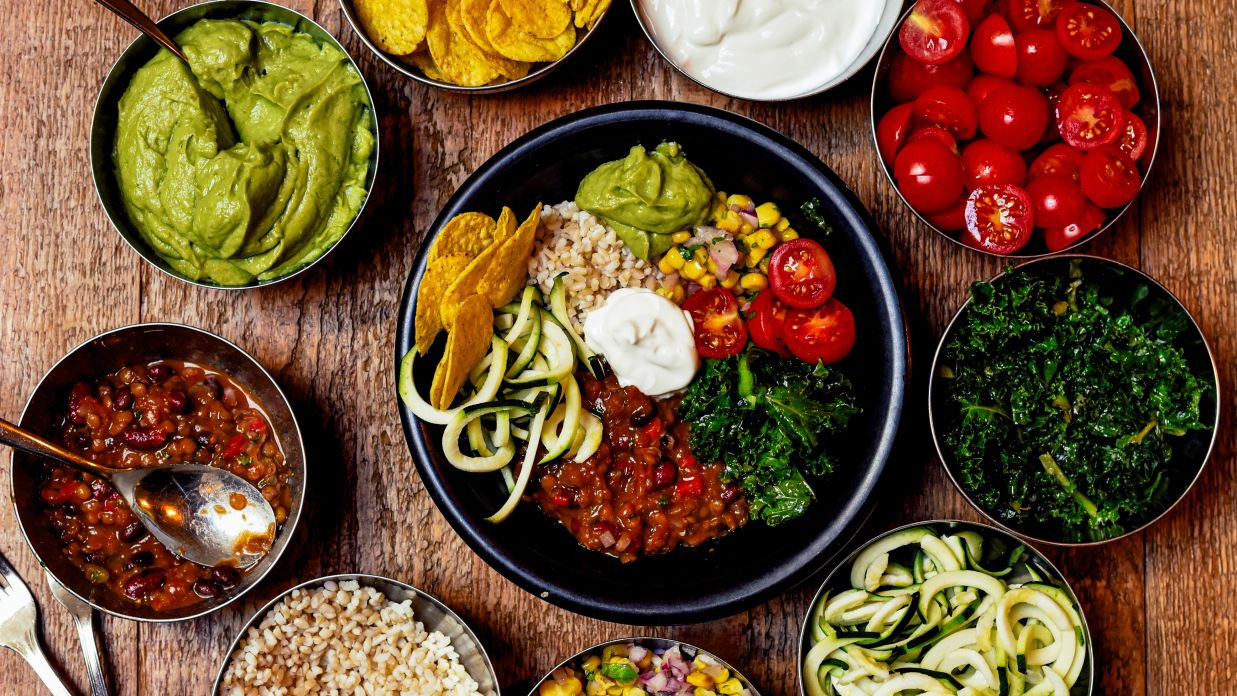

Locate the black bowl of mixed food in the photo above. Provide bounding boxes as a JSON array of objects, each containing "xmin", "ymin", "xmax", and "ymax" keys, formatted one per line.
[
  {"xmin": 9, "ymin": 323, "xmax": 306, "ymax": 621},
  {"xmin": 929, "ymin": 256, "xmax": 1219, "ymax": 545},
  {"xmin": 531, "ymin": 637, "xmax": 760, "ymax": 695},
  {"xmin": 394, "ymin": 101, "xmax": 909, "ymax": 623}
]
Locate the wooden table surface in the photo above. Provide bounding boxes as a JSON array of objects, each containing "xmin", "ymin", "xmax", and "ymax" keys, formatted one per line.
[{"xmin": 0, "ymin": 1, "xmax": 1232, "ymax": 694}]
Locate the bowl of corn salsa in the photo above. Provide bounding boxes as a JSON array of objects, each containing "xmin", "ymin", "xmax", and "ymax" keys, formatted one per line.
[{"xmin": 531, "ymin": 637, "xmax": 760, "ymax": 696}]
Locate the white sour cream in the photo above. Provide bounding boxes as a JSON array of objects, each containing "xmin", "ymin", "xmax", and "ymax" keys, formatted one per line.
[
  {"xmin": 637, "ymin": 0, "xmax": 888, "ymax": 100},
  {"xmin": 583, "ymin": 289, "xmax": 699, "ymax": 397}
]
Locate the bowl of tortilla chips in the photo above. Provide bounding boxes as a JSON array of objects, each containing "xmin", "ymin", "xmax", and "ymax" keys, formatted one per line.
[{"xmin": 340, "ymin": 0, "xmax": 611, "ymax": 91}]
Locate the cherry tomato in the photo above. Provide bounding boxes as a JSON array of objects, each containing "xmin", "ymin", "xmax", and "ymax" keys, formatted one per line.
[
  {"xmin": 1118, "ymin": 111, "xmax": 1148, "ymax": 161},
  {"xmin": 967, "ymin": 74, "xmax": 1016, "ymax": 106},
  {"xmin": 222, "ymin": 433, "xmax": 247, "ymax": 459},
  {"xmin": 971, "ymin": 14, "xmax": 1018, "ymax": 78},
  {"xmin": 925, "ymin": 197, "xmax": 968, "ymax": 231},
  {"xmin": 747, "ymin": 290, "xmax": 791, "ymax": 357},
  {"xmin": 914, "ymin": 86, "xmax": 978, "ymax": 140},
  {"xmin": 1015, "ymin": 29, "xmax": 1069, "ymax": 87},
  {"xmin": 978, "ymin": 84, "xmax": 1050, "ymax": 150},
  {"xmin": 1057, "ymin": 2, "xmax": 1122, "ymax": 60},
  {"xmin": 1026, "ymin": 173, "xmax": 1087, "ymax": 228},
  {"xmin": 962, "ymin": 139, "xmax": 1028, "ymax": 188},
  {"xmin": 908, "ymin": 126, "xmax": 960, "ymax": 154},
  {"xmin": 768, "ymin": 238, "xmax": 838, "ymax": 309},
  {"xmin": 900, "ymin": 0, "xmax": 971, "ymax": 65},
  {"xmin": 682, "ymin": 288, "xmax": 747, "ymax": 359},
  {"xmin": 954, "ymin": 0, "xmax": 990, "ymax": 23},
  {"xmin": 1055, "ymin": 83, "xmax": 1123, "ymax": 150},
  {"xmin": 876, "ymin": 103, "xmax": 915, "ymax": 166},
  {"xmin": 889, "ymin": 51, "xmax": 976, "ymax": 102},
  {"xmin": 894, "ymin": 140, "xmax": 967, "ymax": 214},
  {"xmin": 1070, "ymin": 56, "xmax": 1140, "ymax": 109},
  {"xmin": 1080, "ymin": 144, "xmax": 1141, "ymax": 208},
  {"xmin": 1043, "ymin": 203, "xmax": 1106, "ymax": 251},
  {"xmin": 783, "ymin": 299, "xmax": 857, "ymax": 365},
  {"xmin": 1030, "ymin": 143, "xmax": 1086, "ymax": 180},
  {"xmin": 963, "ymin": 183, "xmax": 1035, "ymax": 254},
  {"xmin": 1007, "ymin": 0, "xmax": 1067, "ymax": 31}
]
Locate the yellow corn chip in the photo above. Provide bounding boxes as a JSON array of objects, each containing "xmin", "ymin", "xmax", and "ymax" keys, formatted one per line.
[
  {"xmin": 485, "ymin": 0, "xmax": 577, "ymax": 63},
  {"xmin": 477, "ymin": 205, "xmax": 541, "ymax": 306},
  {"xmin": 447, "ymin": 0, "xmax": 530, "ymax": 81},
  {"xmin": 499, "ymin": 0, "xmax": 571, "ymax": 40},
  {"xmin": 427, "ymin": 0, "xmax": 501, "ymax": 87},
  {"xmin": 414, "ymin": 254, "xmax": 470, "ymax": 354},
  {"xmin": 354, "ymin": 0, "xmax": 429, "ymax": 55},
  {"xmin": 432, "ymin": 295, "xmax": 493, "ymax": 409},
  {"xmin": 428, "ymin": 212, "xmax": 497, "ymax": 262}
]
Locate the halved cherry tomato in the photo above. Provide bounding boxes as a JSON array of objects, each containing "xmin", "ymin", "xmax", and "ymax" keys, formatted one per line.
[
  {"xmin": 971, "ymin": 14, "xmax": 1017, "ymax": 78},
  {"xmin": 748, "ymin": 290, "xmax": 791, "ymax": 357},
  {"xmin": 914, "ymin": 86, "xmax": 978, "ymax": 140},
  {"xmin": 1070, "ymin": 56, "xmax": 1140, "ymax": 108},
  {"xmin": 925, "ymin": 197, "xmax": 968, "ymax": 231},
  {"xmin": 1055, "ymin": 83, "xmax": 1123, "ymax": 149},
  {"xmin": 1007, "ymin": 0, "xmax": 1067, "ymax": 31},
  {"xmin": 1080, "ymin": 144, "xmax": 1141, "ymax": 208},
  {"xmin": 900, "ymin": 0, "xmax": 971, "ymax": 65},
  {"xmin": 908, "ymin": 126, "xmax": 960, "ymax": 154},
  {"xmin": 894, "ymin": 140, "xmax": 967, "ymax": 214},
  {"xmin": 1057, "ymin": 2, "xmax": 1122, "ymax": 60},
  {"xmin": 963, "ymin": 183, "xmax": 1035, "ymax": 254},
  {"xmin": 1043, "ymin": 202, "xmax": 1106, "ymax": 251},
  {"xmin": 1026, "ymin": 173, "xmax": 1087, "ymax": 228},
  {"xmin": 1015, "ymin": 29, "xmax": 1069, "ymax": 87},
  {"xmin": 783, "ymin": 299, "xmax": 857, "ymax": 365},
  {"xmin": 768, "ymin": 238, "xmax": 838, "ymax": 309},
  {"xmin": 682, "ymin": 288, "xmax": 747, "ymax": 359},
  {"xmin": 954, "ymin": 0, "xmax": 990, "ymax": 23},
  {"xmin": 876, "ymin": 103, "xmax": 915, "ymax": 165},
  {"xmin": 961, "ymin": 138, "xmax": 1028, "ymax": 188},
  {"xmin": 1117, "ymin": 111, "xmax": 1148, "ymax": 160},
  {"xmin": 979, "ymin": 84, "xmax": 1050, "ymax": 150},
  {"xmin": 889, "ymin": 51, "xmax": 975, "ymax": 102},
  {"xmin": 222, "ymin": 433, "xmax": 247, "ymax": 459},
  {"xmin": 967, "ymin": 75, "xmax": 1016, "ymax": 107},
  {"xmin": 1029, "ymin": 143, "xmax": 1086, "ymax": 180}
]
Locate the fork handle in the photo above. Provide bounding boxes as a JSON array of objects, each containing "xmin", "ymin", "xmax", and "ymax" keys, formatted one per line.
[
  {"xmin": 14, "ymin": 634, "xmax": 74, "ymax": 696},
  {"xmin": 69, "ymin": 609, "xmax": 110, "ymax": 696}
]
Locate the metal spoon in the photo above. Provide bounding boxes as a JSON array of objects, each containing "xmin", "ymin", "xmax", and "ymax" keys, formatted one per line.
[
  {"xmin": 0, "ymin": 418, "xmax": 275, "ymax": 569},
  {"xmin": 46, "ymin": 571, "xmax": 111, "ymax": 696},
  {"xmin": 92, "ymin": 0, "xmax": 188, "ymax": 64}
]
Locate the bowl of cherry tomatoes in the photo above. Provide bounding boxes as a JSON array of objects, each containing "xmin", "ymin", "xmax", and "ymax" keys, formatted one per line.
[{"xmin": 871, "ymin": 0, "xmax": 1159, "ymax": 256}]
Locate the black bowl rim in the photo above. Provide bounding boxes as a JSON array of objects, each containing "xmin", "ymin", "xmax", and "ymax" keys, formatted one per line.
[
  {"xmin": 393, "ymin": 100, "xmax": 910, "ymax": 623},
  {"xmin": 926, "ymin": 254, "xmax": 1222, "ymax": 546}
]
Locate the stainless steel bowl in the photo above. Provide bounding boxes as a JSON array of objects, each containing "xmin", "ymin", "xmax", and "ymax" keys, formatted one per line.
[
  {"xmin": 798, "ymin": 519, "xmax": 1096, "ymax": 696},
  {"xmin": 530, "ymin": 637, "xmax": 761, "ymax": 695},
  {"xmin": 212, "ymin": 573, "xmax": 499, "ymax": 694},
  {"xmin": 339, "ymin": 0, "xmax": 611, "ymax": 94},
  {"xmin": 9, "ymin": 323, "xmax": 307, "ymax": 622},
  {"xmin": 90, "ymin": 0, "xmax": 380, "ymax": 290},
  {"xmin": 870, "ymin": 0, "xmax": 1161, "ymax": 257}
]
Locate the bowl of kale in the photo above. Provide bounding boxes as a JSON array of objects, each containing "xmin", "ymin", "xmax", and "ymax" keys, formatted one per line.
[{"xmin": 929, "ymin": 256, "xmax": 1219, "ymax": 544}]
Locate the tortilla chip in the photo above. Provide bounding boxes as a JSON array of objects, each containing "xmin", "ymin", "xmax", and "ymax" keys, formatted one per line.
[
  {"xmin": 485, "ymin": 0, "xmax": 577, "ymax": 63},
  {"xmin": 499, "ymin": 0, "xmax": 572, "ymax": 39},
  {"xmin": 575, "ymin": 0, "xmax": 610, "ymax": 29},
  {"xmin": 427, "ymin": 0, "xmax": 501, "ymax": 86},
  {"xmin": 477, "ymin": 205, "xmax": 541, "ymax": 306},
  {"xmin": 447, "ymin": 0, "xmax": 530, "ymax": 81},
  {"xmin": 415, "ymin": 254, "xmax": 470, "ymax": 354},
  {"xmin": 410, "ymin": 50, "xmax": 448, "ymax": 81},
  {"xmin": 432, "ymin": 295, "xmax": 493, "ymax": 409},
  {"xmin": 428, "ymin": 212, "xmax": 497, "ymax": 262},
  {"xmin": 354, "ymin": 0, "xmax": 429, "ymax": 55}
]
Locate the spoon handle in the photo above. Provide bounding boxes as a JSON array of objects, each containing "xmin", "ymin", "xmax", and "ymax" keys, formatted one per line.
[
  {"xmin": 0, "ymin": 417, "xmax": 118, "ymax": 479},
  {"xmin": 71, "ymin": 607, "xmax": 111, "ymax": 696},
  {"xmin": 92, "ymin": 0, "xmax": 189, "ymax": 64}
]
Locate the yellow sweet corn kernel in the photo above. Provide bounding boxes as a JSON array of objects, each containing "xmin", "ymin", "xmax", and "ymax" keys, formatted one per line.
[
  {"xmin": 697, "ymin": 274, "xmax": 717, "ymax": 289},
  {"xmin": 657, "ymin": 255, "xmax": 677, "ymax": 275},
  {"xmin": 586, "ymin": 679, "xmax": 609, "ymax": 696},
  {"xmin": 606, "ymin": 687, "xmax": 623, "ymax": 696},
  {"xmin": 706, "ymin": 256, "xmax": 718, "ymax": 273},
  {"xmin": 775, "ymin": 217, "xmax": 791, "ymax": 231},
  {"xmin": 671, "ymin": 285, "xmax": 685, "ymax": 303},
  {"xmin": 759, "ymin": 255, "xmax": 771, "ymax": 274},
  {"xmin": 666, "ymin": 249, "xmax": 686, "ymax": 270},
  {"xmin": 693, "ymin": 246, "xmax": 709, "ymax": 262},
  {"xmin": 738, "ymin": 222, "xmax": 755, "ymax": 235},
  {"xmin": 756, "ymin": 202, "xmax": 782, "ymax": 228},
  {"xmin": 717, "ymin": 678, "xmax": 744, "ymax": 695},
  {"xmin": 740, "ymin": 273, "xmax": 767, "ymax": 292},
  {"xmin": 747, "ymin": 247, "xmax": 767, "ymax": 266},
  {"xmin": 655, "ymin": 285, "xmax": 673, "ymax": 300},
  {"xmin": 672, "ymin": 230, "xmax": 692, "ymax": 244},
  {"xmin": 752, "ymin": 230, "xmax": 777, "ymax": 249},
  {"xmin": 712, "ymin": 669, "xmax": 730, "ymax": 683},
  {"xmin": 682, "ymin": 260, "xmax": 706, "ymax": 280},
  {"xmin": 715, "ymin": 209, "xmax": 742, "ymax": 233},
  {"xmin": 693, "ymin": 689, "xmax": 717, "ymax": 696},
  {"xmin": 720, "ymin": 273, "xmax": 740, "ymax": 290},
  {"xmin": 725, "ymin": 194, "xmax": 753, "ymax": 210},
  {"xmin": 715, "ymin": 191, "xmax": 728, "ymax": 203},
  {"xmin": 779, "ymin": 227, "xmax": 800, "ymax": 241},
  {"xmin": 686, "ymin": 672, "xmax": 714, "ymax": 688},
  {"xmin": 622, "ymin": 688, "xmax": 647, "ymax": 696},
  {"xmin": 583, "ymin": 656, "xmax": 602, "ymax": 671}
]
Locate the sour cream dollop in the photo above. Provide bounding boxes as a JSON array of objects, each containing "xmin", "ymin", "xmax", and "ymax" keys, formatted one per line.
[
  {"xmin": 584, "ymin": 289, "xmax": 699, "ymax": 397},
  {"xmin": 637, "ymin": 0, "xmax": 888, "ymax": 100}
]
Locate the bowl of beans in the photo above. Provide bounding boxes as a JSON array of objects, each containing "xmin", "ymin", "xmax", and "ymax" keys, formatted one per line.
[{"xmin": 9, "ymin": 323, "xmax": 306, "ymax": 621}]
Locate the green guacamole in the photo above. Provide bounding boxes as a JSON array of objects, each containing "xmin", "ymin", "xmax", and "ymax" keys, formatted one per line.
[
  {"xmin": 575, "ymin": 142, "xmax": 714, "ymax": 261},
  {"xmin": 114, "ymin": 19, "xmax": 375, "ymax": 286}
]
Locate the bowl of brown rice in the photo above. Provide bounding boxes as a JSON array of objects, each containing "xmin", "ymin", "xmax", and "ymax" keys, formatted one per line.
[{"xmin": 213, "ymin": 573, "xmax": 498, "ymax": 695}]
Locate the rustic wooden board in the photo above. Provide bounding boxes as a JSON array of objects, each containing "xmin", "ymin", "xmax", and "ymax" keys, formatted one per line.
[{"xmin": 0, "ymin": 1, "xmax": 1231, "ymax": 694}]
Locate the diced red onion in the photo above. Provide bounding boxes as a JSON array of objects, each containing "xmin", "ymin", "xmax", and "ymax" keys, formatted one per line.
[
  {"xmin": 598, "ymin": 530, "xmax": 616, "ymax": 548},
  {"xmin": 733, "ymin": 204, "xmax": 759, "ymax": 228},
  {"xmin": 661, "ymin": 272, "xmax": 680, "ymax": 289},
  {"xmin": 709, "ymin": 239, "xmax": 739, "ymax": 280},
  {"xmin": 614, "ymin": 534, "xmax": 632, "ymax": 552},
  {"xmin": 629, "ymin": 645, "xmax": 649, "ymax": 663}
]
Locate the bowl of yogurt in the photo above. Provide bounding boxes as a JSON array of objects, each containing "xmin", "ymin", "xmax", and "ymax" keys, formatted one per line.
[{"xmin": 632, "ymin": 0, "xmax": 903, "ymax": 101}]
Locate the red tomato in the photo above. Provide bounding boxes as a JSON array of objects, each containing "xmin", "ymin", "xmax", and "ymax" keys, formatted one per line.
[
  {"xmin": 1080, "ymin": 144, "xmax": 1141, "ymax": 208},
  {"xmin": 914, "ymin": 86, "xmax": 978, "ymax": 140},
  {"xmin": 1043, "ymin": 203, "xmax": 1106, "ymax": 251},
  {"xmin": 1070, "ymin": 56, "xmax": 1140, "ymax": 109},
  {"xmin": 963, "ymin": 183, "xmax": 1035, "ymax": 254},
  {"xmin": 925, "ymin": 197, "xmax": 968, "ymax": 231},
  {"xmin": 748, "ymin": 290, "xmax": 791, "ymax": 357},
  {"xmin": 1055, "ymin": 83, "xmax": 1123, "ymax": 150},
  {"xmin": 971, "ymin": 14, "xmax": 1018, "ymax": 78},
  {"xmin": 894, "ymin": 140, "xmax": 967, "ymax": 214},
  {"xmin": 1026, "ymin": 173, "xmax": 1087, "ymax": 228},
  {"xmin": 962, "ymin": 139, "xmax": 1028, "ymax": 188},
  {"xmin": 1057, "ymin": 2, "xmax": 1122, "ymax": 60},
  {"xmin": 954, "ymin": 0, "xmax": 990, "ymax": 23},
  {"xmin": 1030, "ymin": 143, "xmax": 1086, "ymax": 180},
  {"xmin": 888, "ymin": 51, "xmax": 975, "ymax": 102},
  {"xmin": 783, "ymin": 299, "xmax": 857, "ymax": 365},
  {"xmin": 978, "ymin": 84, "xmax": 1050, "ymax": 150},
  {"xmin": 768, "ymin": 239, "xmax": 838, "ymax": 309},
  {"xmin": 908, "ymin": 126, "xmax": 961, "ymax": 154},
  {"xmin": 876, "ymin": 103, "xmax": 915, "ymax": 165},
  {"xmin": 1118, "ymin": 111, "xmax": 1148, "ymax": 160},
  {"xmin": 1015, "ymin": 29, "xmax": 1069, "ymax": 87},
  {"xmin": 682, "ymin": 288, "xmax": 747, "ymax": 359},
  {"xmin": 967, "ymin": 74, "xmax": 1016, "ymax": 106},
  {"xmin": 900, "ymin": 0, "xmax": 971, "ymax": 65},
  {"xmin": 1007, "ymin": 0, "xmax": 1067, "ymax": 31}
]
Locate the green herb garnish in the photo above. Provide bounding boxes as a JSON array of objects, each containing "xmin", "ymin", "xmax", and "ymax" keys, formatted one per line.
[
  {"xmin": 800, "ymin": 198, "xmax": 834, "ymax": 236},
  {"xmin": 599, "ymin": 663, "xmax": 638, "ymax": 683}
]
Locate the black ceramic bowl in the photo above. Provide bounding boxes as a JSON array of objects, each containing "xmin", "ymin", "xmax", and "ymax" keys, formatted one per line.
[{"xmin": 394, "ymin": 102, "xmax": 909, "ymax": 623}]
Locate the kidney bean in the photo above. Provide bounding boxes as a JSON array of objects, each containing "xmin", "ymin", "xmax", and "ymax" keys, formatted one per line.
[
  {"xmin": 89, "ymin": 478, "xmax": 111, "ymax": 500},
  {"xmin": 147, "ymin": 364, "xmax": 172, "ymax": 382},
  {"xmin": 118, "ymin": 521, "xmax": 148, "ymax": 544},
  {"xmin": 629, "ymin": 396, "xmax": 656, "ymax": 426},
  {"xmin": 67, "ymin": 383, "xmax": 91, "ymax": 425},
  {"xmin": 192, "ymin": 579, "xmax": 222, "ymax": 598},
  {"xmin": 720, "ymin": 484, "xmax": 743, "ymax": 506},
  {"xmin": 650, "ymin": 462, "xmax": 678, "ymax": 492},
  {"xmin": 130, "ymin": 551, "xmax": 154, "ymax": 567},
  {"xmin": 122, "ymin": 426, "xmax": 167, "ymax": 451},
  {"xmin": 164, "ymin": 390, "xmax": 188, "ymax": 414},
  {"xmin": 123, "ymin": 570, "xmax": 166, "ymax": 599},
  {"xmin": 211, "ymin": 566, "xmax": 240, "ymax": 588},
  {"xmin": 202, "ymin": 375, "xmax": 222, "ymax": 400},
  {"xmin": 112, "ymin": 385, "xmax": 133, "ymax": 411},
  {"xmin": 72, "ymin": 431, "xmax": 92, "ymax": 449}
]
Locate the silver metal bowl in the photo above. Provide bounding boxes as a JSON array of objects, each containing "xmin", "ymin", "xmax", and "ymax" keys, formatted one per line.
[
  {"xmin": 90, "ymin": 0, "xmax": 380, "ymax": 290},
  {"xmin": 212, "ymin": 573, "xmax": 499, "ymax": 695},
  {"xmin": 339, "ymin": 0, "xmax": 611, "ymax": 93},
  {"xmin": 870, "ymin": 0, "xmax": 1161, "ymax": 257},
  {"xmin": 798, "ymin": 519, "xmax": 1096, "ymax": 696},
  {"xmin": 9, "ymin": 323, "xmax": 307, "ymax": 622},
  {"xmin": 529, "ymin": 637, "xmax": 761, "ymax": 695},
  {"xmin": 631, "ymin": 0, "xmax": 902, "ymax": 101}
]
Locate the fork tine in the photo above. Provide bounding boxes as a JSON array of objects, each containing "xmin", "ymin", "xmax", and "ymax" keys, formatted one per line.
[{"xmin": 0, "ymin": 549, "xmax": 32, "ymax": 601}]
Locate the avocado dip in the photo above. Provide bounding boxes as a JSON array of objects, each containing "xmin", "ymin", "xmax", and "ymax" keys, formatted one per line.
[
  {"xmin": 113, "ymin": 18, "xmax": 374, "ymax": 286},
  {"xmin": 575, "ymin": 142, "xmax": 714, "ymax": 261}
]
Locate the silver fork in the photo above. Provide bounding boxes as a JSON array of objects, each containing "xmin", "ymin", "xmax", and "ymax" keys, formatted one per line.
[
  {"xmin": 0, "ymin": 550, "xmax": 74, "ymax": 696},
  {"xmin": 46, "ymin": 571, "xmax": 110, "ymax": 696}
]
